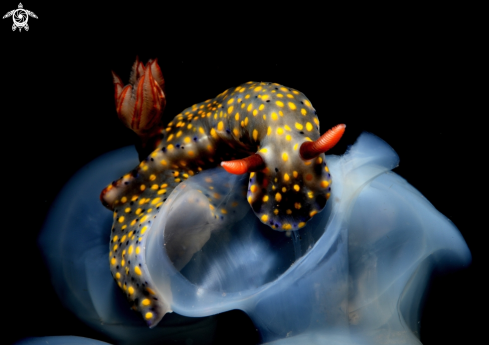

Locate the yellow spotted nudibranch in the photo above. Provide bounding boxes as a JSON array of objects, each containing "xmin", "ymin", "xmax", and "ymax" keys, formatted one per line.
[{"xmin": 100, "ymin": 58, "xmax": 345, "ymax": 326}]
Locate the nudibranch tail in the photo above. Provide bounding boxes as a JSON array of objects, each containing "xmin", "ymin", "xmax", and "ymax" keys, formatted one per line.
[{"xmin": 102, "ymin": 58, "xmax": 346, "ymax": 327}]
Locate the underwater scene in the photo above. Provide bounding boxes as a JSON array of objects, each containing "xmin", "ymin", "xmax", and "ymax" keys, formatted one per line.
[{"xmin": 3, "ymin": 4, "xmax": 481, "ymax": 345}]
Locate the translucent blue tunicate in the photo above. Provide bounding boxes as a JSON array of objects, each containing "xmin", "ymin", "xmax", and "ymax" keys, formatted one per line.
[{"xmin": 38, "ymin": 133, "xmax": 471, "ymax": 345}]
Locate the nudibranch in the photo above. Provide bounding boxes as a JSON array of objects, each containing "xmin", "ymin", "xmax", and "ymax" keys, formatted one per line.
[{"xmin": 101, "ymin": 58, "xmax": 345, "ymax": 326}]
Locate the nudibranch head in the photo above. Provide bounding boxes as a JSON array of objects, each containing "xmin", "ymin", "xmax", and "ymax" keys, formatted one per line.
[{"xmin": 219, "ymin": 83, "xmax": 346, "ymax": 231}]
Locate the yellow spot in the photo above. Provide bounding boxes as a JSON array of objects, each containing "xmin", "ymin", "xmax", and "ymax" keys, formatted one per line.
[
  {"xmin": 247, "ymin": 104, "xmax": 253, "ymax": 111},
  {"xmin": 118, "ymin": 216, "xmax": 125, "ymax": 223},
  {"xmin": 250, "ymin": 172, "xmax": 255, "ymax": 178},
  {"xmin": 316, "ymin": 157, "xmax": 323, "ymax": 164},
  {"xmin": 293, "ymin": 143, "xmax": 299, "ymax": 150},
  {"xmin": 167, "ymin": 134, "xmax": 174, "ymax": 141},
  {"xmin": 282, "ymin": 187, "xmax": 287, "ymax": 193},
  {"xmin": 160, "ymin": 159, "xmax": 168, "ymax": 166},
  {"xmin": 304, "ymin": 100, "xmax": 311, "ymax": 107},
  {"xmin": 275, "ymin": 193, "xmax": 282, "ymax": 202},
  {"xmin": 298, "ymin": 222, "xmax": 306, "ymax": 228},
  {"xmin": 306, "ymin": 122, "xmax": 313, "ymax": 131},
  {"xmin": 253, "ymin": 129, "xmax": 258, "ymax": 141},
  {"xmin": 128, "ymin": 245, "xmax": 134, "ymax": 254},
  {"xmin": 247, "ymin": 196, "xmax": 252, "ymax": 203},
  {"xmin": 176, "ymin": 130, "xmax": 183, "ymax": 138},
  {"xmin": 217, "ymin": 121, "xmax": 224, "ymax": 131},
  {"xmin": 184, "ymin": 137, "xmax": 191, "ymax": 143},
  {"xmin": 121, "ymin": 235, "xmax": 126, "ymax": 242},
  {"xmin": 277, "ymin": 93, "xmax": 283, "ymax": 98},
  {"xmin": 221, "ymin": 209, "xmax": 227, "ymax": 214},
  {"xmin": 276, "ymin": 101, "xmax": 284, "ymax": 107},
  {"xmin": 254, "ymin": 86, "xmax": 262, "ymax": 92},
  {"xmin": 128, "ymin": 286, "xmax": 135, "ymax": 294},
  {"xmin": 167, "ymin": 144, "xmax": 174, "ymax": 150},
  {"xmin": 276, "ymin": 127, "xmax": 283, "ymax": 135},
  {"xmin": 227, "ymin": 98, "xmax": 234, "ymax": 104},
  {"xmin": 111, "ymin": 257, "xmax": 116, "ymax": 265},
  {"xmin": 262, "ymin": 195, "xmax": 269, "ymax": 202},
  {"xmin": 259, "ymin": 104, "xmax": 265, "ymax": 111},
  {"xmin": 325, "ymin": 166, "xmax": 329, "ymax": 172},
  {"xmin": 151, "ymin": 184, "xmax": 158, "ymax": 190},
  {"xmin": 279, "ymin": 111, "xmax": 284, "ymax": 117},
  {"xmin": 141, "ymin": 226, "xmax": 148, "ymax": 235},
  {"xmin": 263, "ymin": 115, "xmax": 267, "ymax": 120},
  {"xmin": 121, "ymin": 196, "xmax": 127, "ymax": 203},
  {"xmin": 210, "ymin": 128, "xmax": 219, "ymax": 139},
  {"xmin": 233, "ymin": 128, "xmax": 240, "ymax": 136},
  {"xmin": 142, "ymin": 299, "xmax": 150, "ymax": 306},
  {"xmin": 284, "ymin": 173, "xmax": 290, "ymax": 181},
  {"xmin": 199, "ymin": 127, "xmax": 205, "ymax": 134},
  {"xmin": 157, "ymin": 189, "xmax": 167, "ymax": 195},
  {"xmin": 282, "ymin": 223, "xmax": 292, "ymax": 230},
  {"xmin": 310, "ymin": 210, "xmax": 318, "ymax": 217},
  {"xmin": 135, "ymin": 266, "xmax": 142, "ymax": 276},
  {"xmin": 295, "ymin": 122, "xmax": 303, "ymax": 130},
  {"xmin": 235, "ymin": 113, "xmax": 240, "ymax": 121},
  {"xmin": 326, "ymin": 192, "xmax": 331, "ymax": 199},
  {"xmin": 280, "ymin": 87, "xmax": 288, "ymax": 92},
  {"xmin": 321, "ymin": 180, "xmax": 329, "ymax": 188},
  {"xmin": 121, "ymin": 225, "xmax": 127, "ymax": 230},
  {"xmin": 274, "ymin": 209, "xmax": 279, "ymax": 215},
  {"xmin": 286, "ymin": 209, "xmax": 292, "ymax": 215},
  {"xmin": 308, "ymin": 191, "xmax": 314, "ymax": 199},
  {"xmin": 286, "ymin": 135, "xmax": 291, "ymax": 141},
  {"xmin": 267, "ymin": 126, "xmax": 272, "ymax": 135},
  {"xmin": 188, "ymin": 151, "xmax": 195, "ymax": 157},
  {"xmin": 282, "ymin": 152, "xmax": 288, "ymax": 161},
  {"xmin": 288, "ymin": 102, "xmax": 296, "ymax": 110},
  {"xmin": 253, "ymin": 109, "xmax": 258, "ymax": 116},
  {"xmin": 301, "ymin": 108, "xmax": 307, "ymax": 116},
  {"xmin": 261, "ymin": 214, "xmax": 268, "ymax": 222},
  {"xmin": 250, "ymin": 185, "xmax": 257, "ymax": 193},
  {"xmin": 271, "ymin": 112, "xmax": 278, "ymax": 120},
  {"xmin": 244, "ymin": 117, "xmax": 249, "ymax": 126},
  {"xmin": 136, "ymin": 246, "xmax": 141, "ymax": 255},
  {"xmin": 115, "ymin": 272, "xmax": 121, "ymax": 279},
  {"xmin": 294, "ymin": 202, "xmax": 301, "ymax": 209},
  {"xmin": 135, "ymin": 208, "xmax": 142, "ymax": 215},
  {"xmin": 260, "ymin": 148, "xmax": 268, "ymax": 153},
  {"xmin": 294, "ymin": 184, "xmax": 300, "ymax": 191},
  {"xmin": 313, "ymin": 117, "xmax": 319, "ymax": 126},
  {"xmin": 145, "ymin": 312, "xmax": 153, "ymax": 320},
  {"xmin": 125, "ymin": 207, "xmax": 131, "ymax": 213}
]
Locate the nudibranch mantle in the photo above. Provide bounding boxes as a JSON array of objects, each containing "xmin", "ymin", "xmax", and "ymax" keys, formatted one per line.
[{"xmin": 101, "ymin": 60, "xmax": 344, "ymax": 327}]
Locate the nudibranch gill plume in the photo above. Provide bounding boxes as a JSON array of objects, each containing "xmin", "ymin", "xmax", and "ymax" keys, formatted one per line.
[{"xmin": 100, "ymin": 58, "xmax": 345, "ymax": 326}]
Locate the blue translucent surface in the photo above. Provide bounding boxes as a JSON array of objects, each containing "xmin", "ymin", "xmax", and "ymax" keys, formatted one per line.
[{"xmin": 38, "ymin": 133, "xmax": 471, "ymax": 344}]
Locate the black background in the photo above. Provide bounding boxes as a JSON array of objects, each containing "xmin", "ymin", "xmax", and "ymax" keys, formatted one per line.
[{"xmin": 2, "ymin": 2, "xmax": 482, "ymax": 344}]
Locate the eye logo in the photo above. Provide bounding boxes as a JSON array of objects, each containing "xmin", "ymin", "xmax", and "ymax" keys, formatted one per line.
[{"xmin": 3, "ymin": 3, "xmax": 37, "ymax": 32}]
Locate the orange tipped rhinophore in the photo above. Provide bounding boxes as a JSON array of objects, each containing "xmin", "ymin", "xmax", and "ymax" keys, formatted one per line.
[
  {"xmin": 112, "ymin": 57, "xmax": 166, "ymax": 143},
  {"xmin": 300, "ymin": 124, "xmax": 346, "ymax": 160},
  {"xmin": 221, "ymin": 154, "xmax": 266, "ymax": 175}
]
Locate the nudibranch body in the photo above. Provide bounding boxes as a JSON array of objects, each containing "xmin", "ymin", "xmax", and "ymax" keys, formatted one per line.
[{"xmin": 101, "ymin": 59, "xmax": 344, "ymax": 326}]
